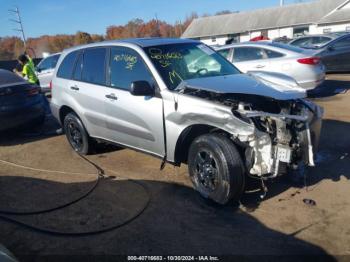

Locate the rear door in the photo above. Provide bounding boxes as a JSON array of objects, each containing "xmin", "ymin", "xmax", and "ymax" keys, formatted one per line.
[
  {"xmin": 232, "ymin": 47, "xmax": 270, "ymax": 72},
  {"xmin": 68, "ymin": 47, "xmax": 109, "ymax": 138},
  {"xmin": 260, "ymin": 47, "xmax": 289, "ymax": 73},
  {"xmin": 103, "ymin": 46, "xmax": 165, "ymax": 157}
]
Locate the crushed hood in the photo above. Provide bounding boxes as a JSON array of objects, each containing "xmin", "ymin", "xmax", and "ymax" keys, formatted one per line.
[{"xmin": 176, "ymin": 72, "xmax": 306, "ymax": 100}]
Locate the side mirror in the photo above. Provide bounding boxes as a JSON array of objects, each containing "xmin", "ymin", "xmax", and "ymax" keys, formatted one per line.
[
  {"xmin": 36, "ymin": 67, "xmax": 42, "ymax": 73},
  {"xmin": 130, "ymin": 81, "xmax": 155, "ymax": 96}
]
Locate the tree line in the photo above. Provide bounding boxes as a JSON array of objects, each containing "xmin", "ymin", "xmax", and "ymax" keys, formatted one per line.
[{"xmin": 1, "ymin": 10, "xmax": 232, "ymax": 60}]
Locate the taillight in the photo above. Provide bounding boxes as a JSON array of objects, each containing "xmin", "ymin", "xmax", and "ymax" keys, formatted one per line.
[
  {"xmin": 297, "ymin": 57, "xmax": 320, "ymax": 65},
  {"xmin": 27, "ymin": 87, "xmax": 40, "ymax": 96},
  {"xmin": 49, "ymin": 80, "xmax": 53, "ymax": 90}
]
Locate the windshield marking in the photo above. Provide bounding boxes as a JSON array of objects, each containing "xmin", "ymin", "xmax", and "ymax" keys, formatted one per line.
[
  {"xmin": 149, "ymin": 48, "xmax": 183, "ymax": 68},
  {"xmin": 169, "ymin": 70, "xmax": 183, "ymax": 84}
]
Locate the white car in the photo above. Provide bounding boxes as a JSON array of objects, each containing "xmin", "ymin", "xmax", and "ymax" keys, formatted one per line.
[
  {"xmin": 215, "ymin": 42, "xmax": 325, "ymax": 90},
  {"xmin": 35, "ymin": 53, "xmax": 61, "ymax": 93}
]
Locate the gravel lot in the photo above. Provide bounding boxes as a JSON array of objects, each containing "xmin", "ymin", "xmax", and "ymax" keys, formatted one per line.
[{"xmin": 0, "ymin": 75, "xmax": 349, "ymax": 261}]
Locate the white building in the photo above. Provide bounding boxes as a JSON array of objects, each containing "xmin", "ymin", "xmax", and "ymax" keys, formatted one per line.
[{"xmin": 182, "ymin": 0, "xmax": 350, "ymax": 45}]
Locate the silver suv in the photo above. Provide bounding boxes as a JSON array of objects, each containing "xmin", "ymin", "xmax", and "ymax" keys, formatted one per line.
[{"xmin": 51, "ymin": 38, "xmax": 323, "ymax": 205}]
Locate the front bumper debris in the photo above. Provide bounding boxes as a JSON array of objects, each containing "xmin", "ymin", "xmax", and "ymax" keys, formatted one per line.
[{"xmin": 239, "ymin": 102, "xmax": 323, "ymax": 177}]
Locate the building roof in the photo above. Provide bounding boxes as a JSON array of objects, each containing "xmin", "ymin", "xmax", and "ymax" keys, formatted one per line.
[
  {"xmin": 182, "ymin": 0, "xmax": 347, "ymax": 38},
  {"xmin": 318, "ymin": 6, "xmax": 350, "ymax": 24}
]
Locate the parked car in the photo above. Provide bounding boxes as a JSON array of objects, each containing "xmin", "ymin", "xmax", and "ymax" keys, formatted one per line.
[
  {"xmin": 289, "ymin": 32, "xmax": 348, "ymax": 49},
  {"xmin": 51, "ymin": 38, "xmax": 323, "ymax": 205},
  {"xmin": 289, "ymin": 34, "xmax": 337, "ymax": 48},
  {"xmin": 0, "ymin": 69, "xmax": 45, "ymax": 132},
  {"xmin": 35, "ymin": 53, "xmax": 61, "ymax": 92},
  {"xmin": 305, "ymin": 33, "xmax": 350, "ymax": 72},
  {"xmin": 215, "ymin": 42, "xmax": 325, "ymax": 90}
]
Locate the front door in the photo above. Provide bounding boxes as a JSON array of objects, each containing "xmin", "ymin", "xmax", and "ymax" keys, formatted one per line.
[{"xmin": 104, "ymin": 46, "xmax": 165, "ymax": 157}]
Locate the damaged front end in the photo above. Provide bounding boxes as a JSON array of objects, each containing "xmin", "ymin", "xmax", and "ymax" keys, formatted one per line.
[
  {"xmin": 175, "ymin": 81, "xmax": 323, "ymax": 179},
  {"xmin": 235, "ymin": 97, "xmax": 323, "ymax": 178}
]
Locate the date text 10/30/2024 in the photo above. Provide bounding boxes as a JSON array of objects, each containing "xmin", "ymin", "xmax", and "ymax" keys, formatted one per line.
[{"xmin": 127, "ymin": 256, "xmax": 220, "ymax": 261}]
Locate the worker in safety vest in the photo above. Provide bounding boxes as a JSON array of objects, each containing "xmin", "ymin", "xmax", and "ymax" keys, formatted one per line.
[{"xmin": 14, "ymin": 54, "xmax": 40, "ymax": 85}]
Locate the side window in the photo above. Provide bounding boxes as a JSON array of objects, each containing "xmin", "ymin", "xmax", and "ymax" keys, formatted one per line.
[
  {"xmin": 81, "ymin": 48, "xmax": 107, "ymax": 85},
  {"xmin": 291, "ymin": 37, "xmax": 311, "ymax": 47},
  {"xmin": 51, "ymin": 54, "xmax": 60, "ymax": 68},
  {"xmin": 332, "ymin": 36, "xmax": 350, "ymax": 49},
  {"xmin": 265, "ymin": 49, "xmax": 284, "ymax": 59},
  {"xmin": 232, "ymin": 47, "xmax": 266, "ymax": 62},
  {"xmin": 313, "ymin": 37, "xmax": 331, "ymax": 45},
  {"xmin": 217, "ymin": 48, "xmax": 230, "ymax": 59},
  {"xmin": 73, "ymin": 52, "xmax": 83, "ymax": 81},
  {"xmin": 57, "ymin": 51, "xmax": 79, "ymax": 79},
  {"xmin": 109, "ymin": 47, "xmax": 154, "ymax": 90}
]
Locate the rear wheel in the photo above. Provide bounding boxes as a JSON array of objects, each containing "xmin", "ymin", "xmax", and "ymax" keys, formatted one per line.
[
  {"xmin": 63, "ymin": 113, "xmax": 92, "ymax": 155},
  {"xmin": 188, "ymin": 134, "xmax": 245, "ymax": 205}
]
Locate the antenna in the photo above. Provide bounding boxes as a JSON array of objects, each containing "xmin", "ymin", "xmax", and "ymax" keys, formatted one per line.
[{"xmin": 9, "ymin": 6, "xmax": 27, "ymax": 49}]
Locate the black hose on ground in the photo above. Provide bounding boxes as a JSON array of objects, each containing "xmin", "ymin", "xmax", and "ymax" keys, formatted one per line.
[{"xmin": 0, "ymin": 154, "xmax": 151, "ymax": 236}]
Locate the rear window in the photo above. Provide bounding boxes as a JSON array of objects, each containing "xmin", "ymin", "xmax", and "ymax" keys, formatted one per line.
[
  {"xmin": 81, "ymin": 48, "xmax": 107, "ymax": 85},
  {"xmin": 37, "ymin": 54, "xmax": 60, "ymax": 71},
  {"xmin": 0, "ymin": 69, "xmax": 26, "ymax": 86},
  {"xmin": 266, "ymin": 42, "xmax": 305, "ymax": 53},
  {"xmin": 57, "ymin": 51, "xmax": 79, "ymax": 79}
]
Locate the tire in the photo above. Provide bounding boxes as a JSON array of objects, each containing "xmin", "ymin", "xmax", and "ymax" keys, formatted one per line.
[
  {"xmin": 188, "ymin": 134, "xmax": 245, "ymax": 205},
  {"xmin": 63, "ymin": 112, "xmax": 92, "ymax": 155}
]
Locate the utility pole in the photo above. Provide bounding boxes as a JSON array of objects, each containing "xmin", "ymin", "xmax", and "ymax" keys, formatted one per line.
[
  {"xmin": 155, "ymin": 13, "xmax": 160, "ymax": 35},
  {"xmin": 9, "ymin": 6, "xmax": 27, "ymax": 49},
  {"xmin": 280, "ymin": 0, "xmax": 284, "ymax": 6}
]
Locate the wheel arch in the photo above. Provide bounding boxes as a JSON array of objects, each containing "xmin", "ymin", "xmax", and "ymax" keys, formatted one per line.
[
  {"xmin": 174, "ymin": 124, "xmax": 235, "ymax": 166},
  {"xmin": 59, "ymin": 105, "xmax": 91, "ymax": 137},
  {"xmin": 59, "ymin": 105, "xmax": 76, "ymax": 125}
]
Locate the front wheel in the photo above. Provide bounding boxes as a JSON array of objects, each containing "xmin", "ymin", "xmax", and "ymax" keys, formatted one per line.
[
  {"xmin": 188, "ymin": 134, "xmax": 245, "ymax": 205},
  {"xmin": 63, "ymin": 113, "xmax": 92, "ymax": 155}
]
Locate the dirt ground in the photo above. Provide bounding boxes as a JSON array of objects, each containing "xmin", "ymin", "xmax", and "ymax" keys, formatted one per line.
[{"xmin": 0, "ymin": 75, "xmax": 350, "ymax": 261}]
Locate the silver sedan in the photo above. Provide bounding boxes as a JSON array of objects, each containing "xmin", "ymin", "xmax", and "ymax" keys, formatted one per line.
[{"xmin": 215, "ymin": 42, "xmax": 325, "ymax": 90}]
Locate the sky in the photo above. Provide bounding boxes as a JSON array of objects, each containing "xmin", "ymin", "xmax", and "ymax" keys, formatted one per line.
[{"xmin": 0, "ymin": 0, "xmax": 311, "ymax": 38}]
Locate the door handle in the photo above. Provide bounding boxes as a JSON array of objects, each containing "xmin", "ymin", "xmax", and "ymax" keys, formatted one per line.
[
  {"xmin": 70, "ymin": 86, "xmax": 79, "ymax": 91},
  {"xmin": 255, "ymin": 65, "xmax": 266, "ymax": 69},
  {"xmin": 105, "ymin": 93, "xmax": 118, "ymax": 100}
]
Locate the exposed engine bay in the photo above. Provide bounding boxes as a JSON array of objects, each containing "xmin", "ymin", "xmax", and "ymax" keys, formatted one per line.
[{"xmin": 179, "ymin": 87, "xmax": 323, "ymax": 179}]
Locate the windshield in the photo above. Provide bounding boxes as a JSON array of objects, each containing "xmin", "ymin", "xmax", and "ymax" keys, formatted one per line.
[{"xmin": 144, "ymin": 43, "xmax": 240, "ymax": 90}]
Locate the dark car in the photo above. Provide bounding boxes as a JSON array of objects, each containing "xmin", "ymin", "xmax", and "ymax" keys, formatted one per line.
[
  {"xmin": 289, "ymin": 34, "xmax": 341, "ymax": 48},
  {"xmin": 0, "ymin": 69, "xmax": 45, "ymax": 132},
  {"xmin": 297, "ymin": 33, "xmax": 350, "ymax": 72}
]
